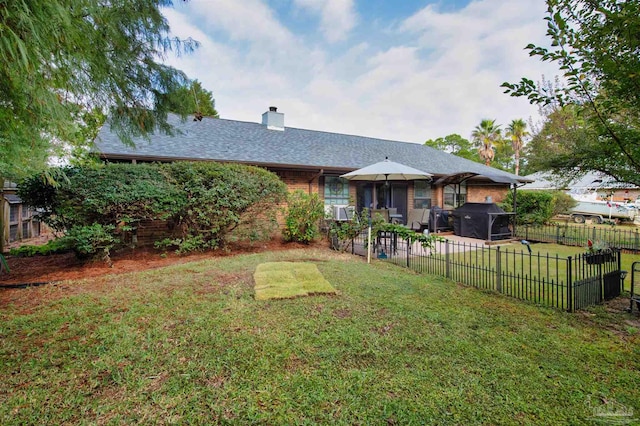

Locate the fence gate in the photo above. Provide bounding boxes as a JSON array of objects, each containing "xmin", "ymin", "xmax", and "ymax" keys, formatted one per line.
[
  {"xmin": 571, "ymin": 250, "xmax": 622, "ymax": 311},
  {"xmin": 573, "ymin": 276, "xmax": 602, "ymax": 310}
]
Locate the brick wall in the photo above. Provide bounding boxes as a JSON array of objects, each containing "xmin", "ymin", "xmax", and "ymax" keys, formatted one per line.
[
  {"xmin": 132, "ymin": 220, "xmax": 172, "ymax": 247},
  {"xmin": 274, "ymin": 170, "xmax": 322, "ymax": 195},
  {"xmin": 608, "ymin": 189, "xmax": 640, "ymax": 203},
  {"xmin": 431, "ymin": 185, "xmax": 443, "ymax": 207},
  {"xmin": 426, "ymin": 184, "xmax": 511, "ymax": 207},
  {"xmin": 467, "ymin": 185, "xmax": 510, "ymax": 204}
]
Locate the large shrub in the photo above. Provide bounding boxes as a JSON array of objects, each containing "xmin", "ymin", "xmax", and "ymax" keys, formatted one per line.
[
  {"xmin": 19, "ymin": 162, "xmax": 287, "ymax": 258},
  {"xmin": 159, "ymin": 162, "xmax": 287, "ymax": 252},
  {"xmin": 551, "ymin": 191, "xmax": 577, "ymax": 216},
  {"xmin": 282, "ymin": 191, "xmax": 325, "ymax": 244},
  {"xmin": 19, "ymin": 163, "xmax": 183, "ymax": 232},
  {"xmin": 500, "ymin": 190, "xmax": 571, "ymax": 225}
]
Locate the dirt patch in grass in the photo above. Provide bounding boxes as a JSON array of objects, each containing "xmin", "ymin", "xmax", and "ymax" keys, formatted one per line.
[
  {"xmin": 576, "ymin": 297, "xmax": 640, "ymax": 337},
  {"xmin": 333, "ymin": 308, "xmax": 352, "ymax": 319},
  {"xmin": 0, "ymin": 239, "xmax": 329, "ymax": 306}
]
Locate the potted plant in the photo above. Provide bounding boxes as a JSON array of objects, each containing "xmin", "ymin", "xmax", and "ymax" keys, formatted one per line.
[{"xmin": 584, "ymin": 239, "xmax": 614, "ymax": 264}]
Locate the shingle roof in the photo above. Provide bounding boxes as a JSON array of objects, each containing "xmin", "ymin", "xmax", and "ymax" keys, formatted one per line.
[
  {"xmin": 94, "ymin": 113, "xmax": 528, "ymax": 181},
  {"xmin": 522, "ymin": 171, "xmax": 637, "ymax": 190}
]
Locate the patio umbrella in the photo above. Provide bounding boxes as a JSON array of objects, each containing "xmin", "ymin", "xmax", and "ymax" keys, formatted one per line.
[
  {"xmin": 340, "ymin": 157, "xmax": 433, "ymax": 182},
  {"xmin": 340, "ymin": 157, "xmax": 432, "ymax": 212},
  {"xmin": 340, "ymin": 158, "xmax": 432, "ymax": 263}
]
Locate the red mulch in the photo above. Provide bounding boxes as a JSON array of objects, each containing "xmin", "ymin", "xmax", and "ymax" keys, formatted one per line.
[{"xmin": 0, "ymin": 239, "xmax": 321, "ymax": 287}]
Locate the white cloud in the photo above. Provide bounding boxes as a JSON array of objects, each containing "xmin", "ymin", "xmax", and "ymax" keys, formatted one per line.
[
  {"xmin": 162, "ymin": 0, "xmax": 563, "ymax": 145},
  {"xmin": 174, "ymin": 0, "xmax": 294, "ymax": 47},
  {"xmin": 293, "ymin": 0, "xmax": 358, "ymax": 42}
]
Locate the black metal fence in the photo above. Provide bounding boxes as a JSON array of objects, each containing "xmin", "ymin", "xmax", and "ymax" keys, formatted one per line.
[
  {"xmin": 518, "ymin": 223, "xmax": 640, "ymax": 251},
  {"xmin": 347, "ymin": 232, "xmax": 622, "ymax": 312}
]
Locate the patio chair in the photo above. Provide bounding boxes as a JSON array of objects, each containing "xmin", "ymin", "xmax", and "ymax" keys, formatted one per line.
[
  {"xmin": 371, "ymin": 208, "xmax": 390, "ymax": 222},
  {"xmin": 387, "ymin": 207, "xmax": 404, "ymax": 224},
  {"xmin": 407, "ymin": 208, "xmax": 429, "ymax": 232}
]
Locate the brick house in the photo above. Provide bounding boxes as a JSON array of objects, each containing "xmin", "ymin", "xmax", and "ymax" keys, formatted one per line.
[{"xmin": 94, "ymin": 107, "xmax": 530, "ymax": 226}]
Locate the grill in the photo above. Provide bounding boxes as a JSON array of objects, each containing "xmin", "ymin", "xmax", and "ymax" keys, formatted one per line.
[{"xmin": 452, "ymin": 202, "xmax": 513, "ymax": 241}]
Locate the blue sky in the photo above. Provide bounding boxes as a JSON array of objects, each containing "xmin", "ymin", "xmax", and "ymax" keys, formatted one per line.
[{"xmin": 163, "ymin": 0, "xmax": 561, "ymax": 143}]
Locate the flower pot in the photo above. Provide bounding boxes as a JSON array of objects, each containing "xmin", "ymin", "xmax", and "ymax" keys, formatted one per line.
[{"xmin": 585, "ymin": 251, "xmax": 614, "ymax": 265}]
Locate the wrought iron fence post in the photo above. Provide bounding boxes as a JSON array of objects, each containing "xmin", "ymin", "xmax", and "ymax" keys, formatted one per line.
[
  {"xmin": 599, "ymin": 261, "xmax": 604, "ymax": 303},
  {"xmin": 567, "ymin": 256, "xmax": 573, "ymax": 312},
  {"xmin": 406, "ymin": 239, "xmax": 410, "ymax": 268},
  {"xmin": 445, "ymin": 240, "xmax": 451, "ymax": 279},
  {"xmin": 556, "ymin": 224, "xmax": 560, "ymax": 244},
  {"xmin": 496, "ymin": 245, "xmax": 502, "ymax": 293},
  {"xmin": 525, "ymin": 224, "xmax": 529, "ymax": 241},
  {"xmin": 617, "ymin": 248, "xmax": 622, "ymax": 295},
  {"xmin": 635, "ymin": 230, "xmax": 639, "ymax": 252},
  {"xmin": 592, "ymin": 226, "xmax": 597, "ymax": 242}
]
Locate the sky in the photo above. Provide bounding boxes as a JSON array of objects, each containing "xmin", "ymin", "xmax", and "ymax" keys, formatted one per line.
[{"xmin": 162, "ymin": 0, "xmax": 562, "ymax": 144}]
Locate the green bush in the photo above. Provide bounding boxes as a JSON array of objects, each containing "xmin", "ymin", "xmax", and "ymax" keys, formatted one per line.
[
  {"xmin": 160, "ymin": 162, "xmax": 287, "ymax": 252},
  {"xmin": 63, "ymin": 224, "xmax": 118, "ymax": 263},
  {"xmin": 328, "ymin": 209, "xmax": 380, "ymax": 251},
  {"xmin": 19, "ymin": 163, "xmax": 184, "ymax": 232},
  {"xmin": 500, "ymin": 190, "xmax": 555, "ymax": 225},
  {"xmin": 9, "ymin": 238, "xmax": 72, "ymax": 257},
  {"xmin": 18, "ymin": 162, "xmax": 287, "ymax": 257},
  {"xmin": 552, "ymin": 191, "xmax": 577, "ymax": 216},
  {"xmin": 327, "ymin": 210, "xmax": 442, "ymax": 252},
  {"xmin": 282, "ymin": 191, "xmax": 325, "ymax": 244}
]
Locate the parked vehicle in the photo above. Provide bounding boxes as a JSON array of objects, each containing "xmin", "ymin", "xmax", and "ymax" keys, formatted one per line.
[{"xmin": 569, "ymin": 191, "xmax": 639, "ymax": 223}]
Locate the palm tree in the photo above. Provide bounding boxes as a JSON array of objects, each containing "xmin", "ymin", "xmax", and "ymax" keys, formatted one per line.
[
  {"xmin": 506, "ymin": 119, "xmax": 529, "ymax": 175},
  {"xmin": 471, "ymin": 119, "xmax": 501, "ymax": 166}
]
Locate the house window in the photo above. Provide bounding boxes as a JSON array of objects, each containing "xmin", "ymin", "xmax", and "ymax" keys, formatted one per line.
[
  {"xmin": 413, "ymin": 180, "xmax": 432, "ymax": 209},
  {"xmin": 444, "ymin": 183, "xmax": 466, "ymax": 209},
  {"xmin": 324, "ymin": 176, "xmax": 350, "ymax": 206},
  {"xmin": 9, "ymin": 204, "xmax": 18, "ymax": 222}
]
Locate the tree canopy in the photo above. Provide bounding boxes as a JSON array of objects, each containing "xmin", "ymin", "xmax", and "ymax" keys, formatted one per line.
[
  {"xmin": 172, "ymin": 80, "xmax": 220, "ymax": 121},
  {"xmin": 0, "ymin": 0, "xmax": 197, "ymax": 180},
  {"xmin": 471, "ymin": 119, "xmax": 502, "ymax": 167},
  {"xmin": 424, "ymin": 134, "xmax": 479, "ymax": 162},
  {"xmin": 425, "ymin": 128, "xmax": 520, "ymax": 174},
  {"xmin": 505, "ymin": 119, "xmax": 529, "ymax": 176},
  {"xmin": 502, "ymin": 0, "xmax": 640, "ymax": 186}
]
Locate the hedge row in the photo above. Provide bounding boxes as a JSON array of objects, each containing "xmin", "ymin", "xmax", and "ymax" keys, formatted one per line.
[{"xmin": 19, "ymin": 162, "xmax": 288, "ymax": 258}]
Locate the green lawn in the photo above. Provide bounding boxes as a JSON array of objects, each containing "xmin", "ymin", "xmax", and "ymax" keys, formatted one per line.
[
  {"xmin": 425, "ymin": 242, "xmax": 640, "ymax": 292},
  {"xmin": 517, "ymin": 222, "xmax": 640, "ymax": 251},
  {"xmin": 1, "ymin": 248, "xmax": 639, "ymax": 424}
]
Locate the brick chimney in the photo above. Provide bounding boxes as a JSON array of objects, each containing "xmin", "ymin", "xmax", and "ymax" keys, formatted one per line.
[{"xmin": 262, "ymin": 106, "xmax": 284, "ymax": 131}]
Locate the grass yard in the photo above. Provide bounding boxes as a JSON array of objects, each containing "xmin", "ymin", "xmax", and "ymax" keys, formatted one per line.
[
  {"xmin": 1, "ymin": 248, "xmax": 639, "ymax": 424},
  {"xmin": 435, "ymin": 242, "xmax": 640, "ymax": 292},
  {"xmin": 518, "ymin": 222, "xmax": 640, "ymax": 251}
]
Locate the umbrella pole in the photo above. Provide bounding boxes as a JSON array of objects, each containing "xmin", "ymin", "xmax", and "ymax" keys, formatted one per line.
[
  {"xmin": 367, "ymin": 223, "xmax": 372, "ymax": 264},
  {"xmin": 372, "ymin": 183, "xmax": 377, "ymax": 209}
]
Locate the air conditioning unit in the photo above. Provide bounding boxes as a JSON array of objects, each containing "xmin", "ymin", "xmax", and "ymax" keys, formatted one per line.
[{"xmin": 333, "ymin": 205, "xmax": 354, "ymax": 221}]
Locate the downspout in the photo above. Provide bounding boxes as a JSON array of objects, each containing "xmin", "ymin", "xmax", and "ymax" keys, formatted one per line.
[{"xmin": 309, "ymin": 169, "xmax": 324, "ymax": 195}]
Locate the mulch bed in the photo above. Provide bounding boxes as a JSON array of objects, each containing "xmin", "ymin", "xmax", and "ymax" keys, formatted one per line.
[{"xmin": 0, "ymin": 239, "xmax": 323, "ymax": 286}]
